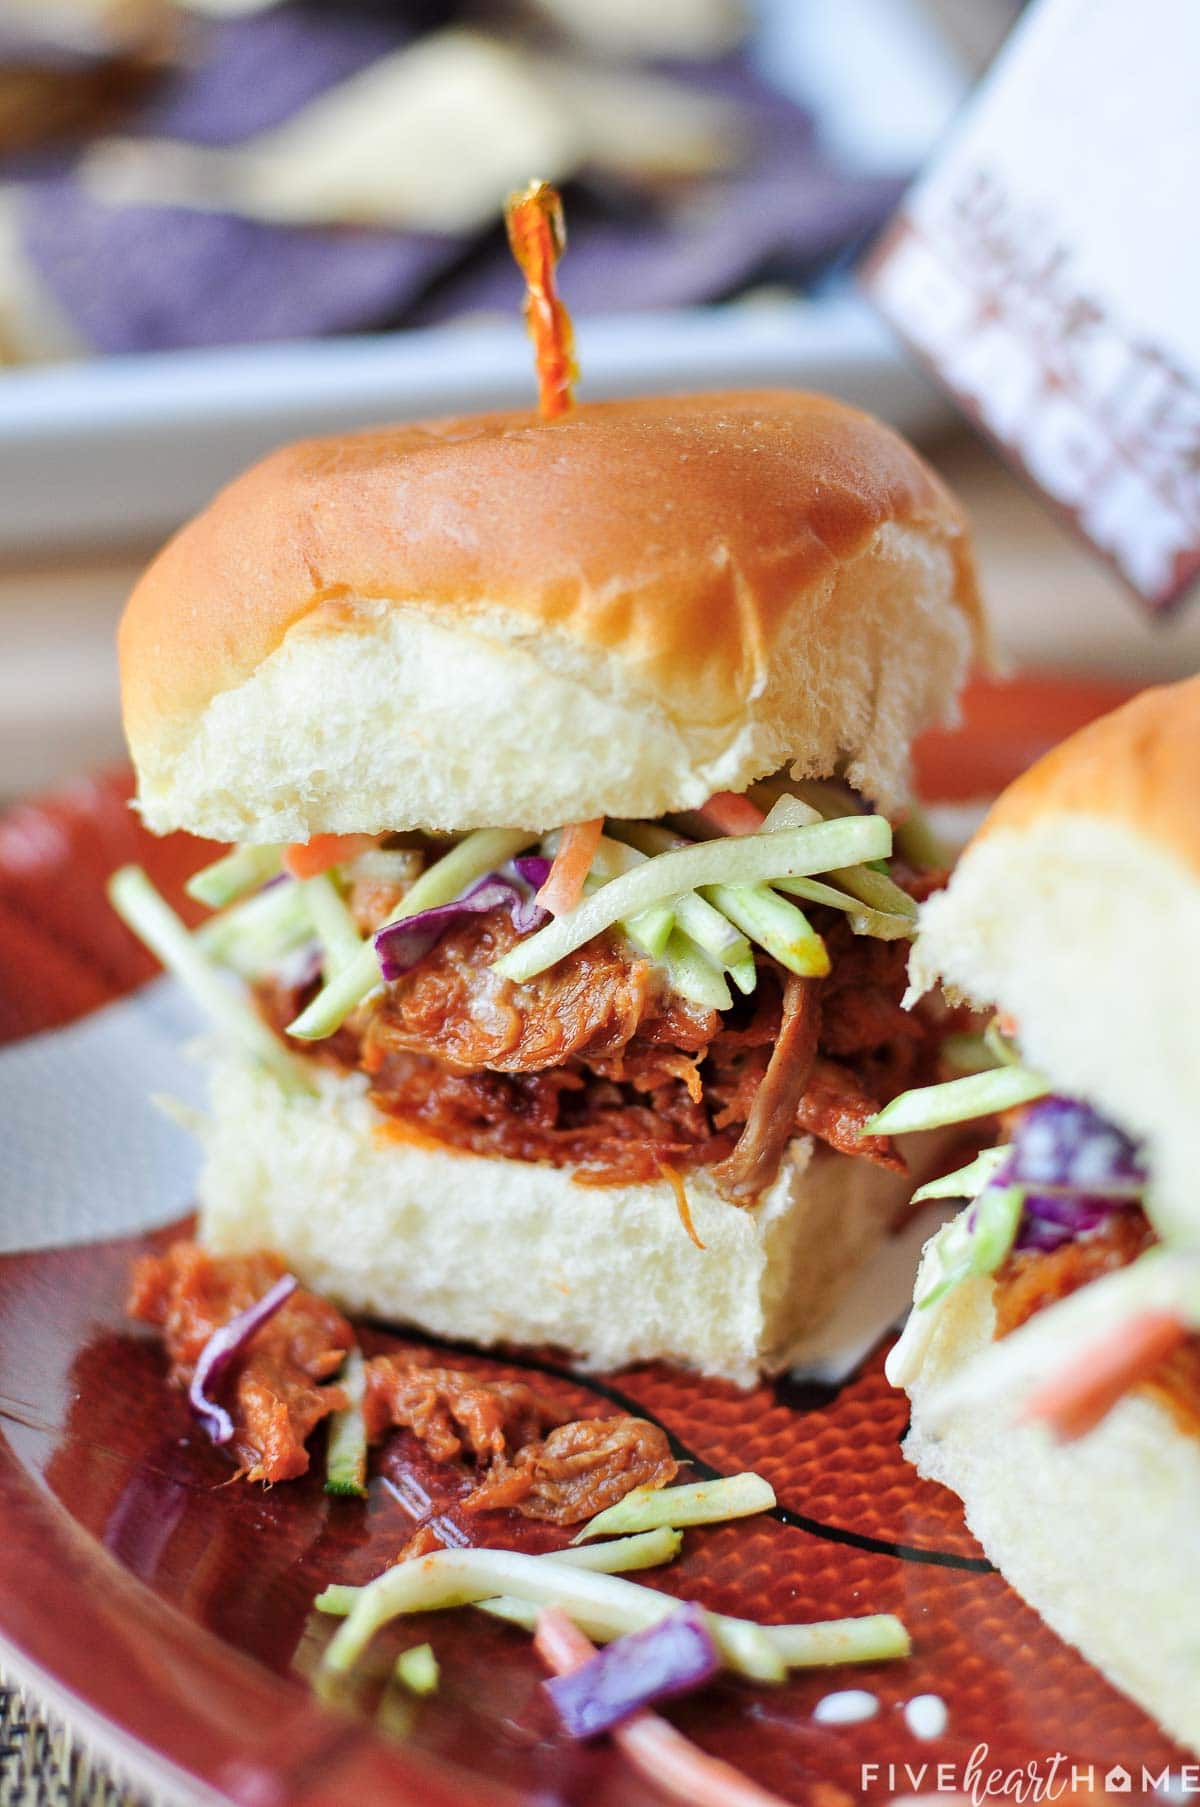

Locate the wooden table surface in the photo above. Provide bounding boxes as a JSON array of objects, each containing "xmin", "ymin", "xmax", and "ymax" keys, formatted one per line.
[{"xmin": 1, "ymin": 429, "xmax": 1197, "ymax": 805}]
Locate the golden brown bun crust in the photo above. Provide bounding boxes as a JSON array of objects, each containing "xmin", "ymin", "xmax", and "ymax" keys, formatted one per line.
[
  {"xmin": 119, "ymin": 390, "xmax": 983, "ymax": 755},
  {"xmin": 976, "ymin": 675, "xmax": 1200, "ymax": 878}
]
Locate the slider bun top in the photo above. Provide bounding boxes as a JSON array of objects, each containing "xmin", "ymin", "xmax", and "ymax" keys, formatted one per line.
[
  {"xmin": 119, "ymin": 390, "xmax": 983, "ymax": 842},
  {"xmin": 910, "ymin": 675, "xmax": 1200, "ymax": 1240},
  {"xmin": 977, "ymin": 673, "xmax": 1200, "ymax": 878}
]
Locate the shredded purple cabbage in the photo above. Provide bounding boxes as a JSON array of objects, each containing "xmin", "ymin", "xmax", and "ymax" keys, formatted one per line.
[
  {"xmin": 374, "ymin": 859, "xmax": 551, "ymax": 982},
  {"xmin": 188, "ymin": 1273, "xmax": 298, "ymax": 1445},
  {"xmin": 1009, "ymin": 1096, "xmax": 1146, "ymax": 1253},
  {"xmin": 1014, "ymin": 1215, "xmax": 1070, "ymax": 1253},
  {"xmin": 544, "ymin": 1603, "xmax": 719, "ymax": 1739},
  {"xmin": 1022, "ymin": 1193, "xmax": 1118, "ymax": 1232},
  {"xmin": 1015, "ymin": 1195, "xmax": 1128, "ymax": 1253},
  {"xmin": 510, "ymin": 855, "xmax": 553, "ymax": 905},
  {"xmin": 1009, "ymin": 1097, "xmax": 1145, "ymax": 1196}
]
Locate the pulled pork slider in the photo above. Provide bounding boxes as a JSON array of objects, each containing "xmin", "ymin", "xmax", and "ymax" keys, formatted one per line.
[
  {"xmin": 113, "ymin": 389, "xmax": 983, "ymax": 1385},
  {"xmin": 881, "ymin": 675, "xmax": 1200, "ymax": 1751}
]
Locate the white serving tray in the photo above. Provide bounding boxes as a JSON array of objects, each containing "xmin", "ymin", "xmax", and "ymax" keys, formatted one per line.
[{"xmin": 0, "ymin": 295, "xmax": 952, "ymax": 554}]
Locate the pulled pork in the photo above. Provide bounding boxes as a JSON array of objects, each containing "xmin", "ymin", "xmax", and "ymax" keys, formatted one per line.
[
  {"xmin": 129, "ymin": 1248, "xmax": 677, "ymax": 1520},
  {"xmin": 994, "ymin": 1211, "xmax": 1156, "ymax": 1339},
  {"xmin": 393, "ymin": 1523, "xmax": 447, "ymax": 1563},
  {"xmin": 367, "ymin": 907, "xmax": 717, "ymax": 1075},
  {"xmin": 364, "ymin": 1352, "xmax": 676, "ymax": 1524},
  {"xmin": 259, "ymin": 884, "xmax": 937, "ymax": 1197},
  {"xmin": 363, "ymin": 1351, "xmax": 571, "ymax": 1464},
  {"xmin": 127, "ymin": 1243, "xmax": 353, "ymax": 1483},
  {"xmin": 463, "ymin": 1416, "xmax": 678, "ymax": 1524},
  {"xmin": 711, "ymin": 973, "xmax": 819, "ymax": 1201}
]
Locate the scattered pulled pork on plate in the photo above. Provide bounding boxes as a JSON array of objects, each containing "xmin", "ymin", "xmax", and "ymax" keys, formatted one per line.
[{"xmin": 129, "ymin": 1243, "xmax": 677, "ymax": 1518}]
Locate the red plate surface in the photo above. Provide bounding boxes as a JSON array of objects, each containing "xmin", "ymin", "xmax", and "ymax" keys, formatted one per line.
[{"xmin": 0, "ymin": 673, "xmax": 1178, "ymax": 1807}]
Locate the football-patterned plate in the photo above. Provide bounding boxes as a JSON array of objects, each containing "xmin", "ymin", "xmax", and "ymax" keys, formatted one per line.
[{"xmin": 0, "ymin": 672, "xmax": 1172, "ymax": 1807}]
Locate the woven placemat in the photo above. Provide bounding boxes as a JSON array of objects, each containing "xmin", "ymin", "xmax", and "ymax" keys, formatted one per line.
[{"xmin": 0, "ymin": 1682, "xmax": 138, "ymax": 1807}]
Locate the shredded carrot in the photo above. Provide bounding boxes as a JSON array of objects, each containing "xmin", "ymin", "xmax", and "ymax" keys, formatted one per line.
[
  {"xmin": 283, "ymin": 834, "xmax": 378, "ymax": 880},
  {"xmin": 1021, "ymin": 1309, "xmax": 1188, "ymax": 1441},
  {"xmin": 696, "ymin": 792, "xmax": 766, "ymax": 838},
  {"xmin": 535, "ymin": 818, "xmax": 603, "ymax": 916},
  {"xmin": 659, "ymin": 1161, "xmax": 705, "ymax": 1251},
  {"xmin": 504, "ymin": 180, "xmax": 577, "ymax": 420},
  {"xmin": 534, "ymin": 1608, "xmax": 790, "ymax": 1807}
]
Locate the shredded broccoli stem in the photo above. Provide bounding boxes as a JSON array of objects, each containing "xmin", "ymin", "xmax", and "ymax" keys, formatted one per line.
[
  {"xmin": 571, "ymin": 1472, "xmax": 775, "ymax": 1544},
  {"xmin": 625, "ymin": 901, "xmax": 675, "ymax": 957},
  {"xmin": 316, "ymin": 1584, "xmax": 360, "ymax": 1615},
  {"xmin": 393, "ymin": 1643, "xmax": 439, "ymax": 1696},
  {"xmin": 318, "ymin": 1529, "xmax": 686, "ymax": 1623},
  {"xmin": 324, "ymin": 1348, "xmax": 368, "ymax": 1498},
  {"xmin": 302, "ymin": 872, "xmax": 363, "ymax": 976},
  {"xmin": 769, "ymin": 1615, "xmax": 910, "ymax": 1667},
  {"xmin": 185, "ymin": 843, "xmax": 282, "ymax": 909},
  {"xmin": 701, "ymin": 882, "xmax": 829, "ymax": 978},
  {"xmin": 825, "ymin": 863, "xmax": 917, "ymax": 921},
  {"xmin": 673, "ymin": 891, "xmax": 752, "ymax": 970},
  {"xmin": 197, "ymin": 877, "xmax": 313, "ymax": 977},
  {"xmin": 319, "ymin": 1544, "xmax": 784, "ymax": 1682},
  {"xmin": 918, "ymin": 1182, "xmax": 1026, "ymax": 1309},
  {"xmin": 757, "ymin": 801, "xmax": 916, "ymax": 925},
  {"xmin": 178, "ymin": 800, "xmax": 909, "ymax": 1050},
  {"xmin": 585, "ymin": 838, "xmax": 727, "ymax": 1002},
  {"xmin": 773, "ymin": 874, "xmax": 913, "ymax": 940},
  {"xmin": 984, "ymin": 1018, "xmax": 1023, "ymax": 1067},
  {"xmin": 864, "ymin": 1065, "xmax": 1049, "ymax": 1138},
  {"xmin": 108, "ymin": 865, "xmax": 313, "ymax": 1093},
  {"xmin": 545, "ymin": 1528, "xmax": 685, "ymax": 1572},
  {"xmin": 657, "ymin": 930, "xmax": 732, "ymax": 1011},
  {"xmin": 617, "ymin": 814, "xmax": 823, "ymax": 975},
  {"xmin": 725, "ymin": 948, "xmax": 759, "ymax": 996},
  {"xmin": 586, "ymin": 834, "xmax": 675, "ymax": 956},
  {"xmin": 757, "ymin": 794, "xmax": 823, "ymax": 833},
  {"xmin": 317, "ymin": 1524, "xmax": 907, "ymax": 1675},
  {"xmin": 494, "ymin": 818, "xmax": 889, "ymax": 986},
  {"xmin": 910, "ymin": 1145, "xmax": 1011, "ymax": 1206},
  {"xmin": 754, "ymin": 777, "xmax": 862, "ymax": 823},
  {"xmin": 475, "ymin": 1596, "xmax": 909, "ymax": 1668}
]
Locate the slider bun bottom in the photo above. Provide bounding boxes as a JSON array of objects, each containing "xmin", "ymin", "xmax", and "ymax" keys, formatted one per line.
[
  {"xmin": 196, "ymin": 1049, "xmax": 920, "ymax": 1388},
  {"xmin": 903, "ymin": 1264, "xmax": 1200, "ymax": 1754}
]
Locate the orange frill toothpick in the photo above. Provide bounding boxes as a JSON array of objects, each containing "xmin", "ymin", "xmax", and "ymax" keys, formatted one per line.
[{"xmin": 504, "ymin": 179, "xmax": 578, "ymax": 420}]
